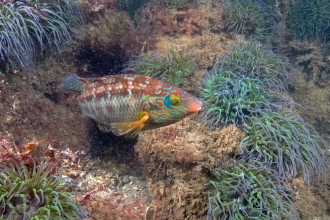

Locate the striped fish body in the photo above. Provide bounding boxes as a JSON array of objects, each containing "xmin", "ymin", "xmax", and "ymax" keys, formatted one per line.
[{"xmin": 61, "ymin": 74, "xmax": 202, "ymax": 137}]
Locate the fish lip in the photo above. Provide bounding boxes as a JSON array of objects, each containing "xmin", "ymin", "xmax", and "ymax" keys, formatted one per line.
[
  {"xmin": 197, "ymin": 101, "xmax": 203, "ymax": 111},
  {"xmin": 190, "ymin": 99, "xmax": 203, "ymax": 113}
]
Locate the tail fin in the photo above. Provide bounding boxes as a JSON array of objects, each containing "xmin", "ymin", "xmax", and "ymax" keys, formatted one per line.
[{"xmin": 60, "ymin": 74, "xmax": 85, "ymax": 92}]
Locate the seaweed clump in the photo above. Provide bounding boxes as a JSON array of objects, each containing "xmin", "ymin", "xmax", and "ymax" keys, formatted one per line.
[
  {"xmin": 220, "ymin": 42, "xmax": 294, "ymax": 91},
  {"xmin": 117, "ymin": 0, "xmax": 148, "ymax": 18},
  {"xmin": 201, "ymin": 68, "xmax": 284, "ymax": 127},
  {"xmin": 240, "ymin": 110, "xmax": 329, "ymax": 184},
  {"xmin": 0, "ymin": 158, "xmax": 85, "ymax": 220},
  {"xmin": 0, "ymin": 0, "xmax": 85, "ymax": 70},
  {"xmin": 201, "ymin": 42, "xmax": 293, "ymax": 127},
  {"xmin": 125, "ymin": 48, "xmax": 197, "ymax": 87},
  {"xmin": 288, "ymin": 0, "xmax": 330, "ymax": 48},
  {"xmin": 223, "ymin": 0, "xmax": 278, "ymax": 41},
  {"xmin": 162, "ymin": 0, "xmax": 193, "ymax": 10},
  {"xmin": 207, "ymin": 161, "xmax": 297, "ymax": 220}
]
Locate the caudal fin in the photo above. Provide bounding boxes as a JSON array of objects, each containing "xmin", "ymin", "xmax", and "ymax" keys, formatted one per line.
[{"xmin": 60, "ymin": 74, "xmax": 85, "ymax": 92}]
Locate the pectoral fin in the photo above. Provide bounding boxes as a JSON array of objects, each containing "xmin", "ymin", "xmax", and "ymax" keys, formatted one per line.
[
  {"xmin": 110, "ymin": 112, "xmax": 149, "ymax": 138},
  {"xmin": 96, "ymin": 122, "xmax": 111, "ymax": 133}
]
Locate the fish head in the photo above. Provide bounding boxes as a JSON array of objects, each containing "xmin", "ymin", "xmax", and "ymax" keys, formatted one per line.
[
  {"xmin": 170, "ymin": 89, "xmax": 203, "ymax": 113},
  {"xmin": 146, "ymin": 85, "xmax": 203, "ymax": 125}
]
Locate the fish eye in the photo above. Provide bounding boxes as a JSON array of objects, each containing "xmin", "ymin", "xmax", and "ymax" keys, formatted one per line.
[{"xmin": 170, "ymin": 95, "xmax": 181, "ymax": 106}]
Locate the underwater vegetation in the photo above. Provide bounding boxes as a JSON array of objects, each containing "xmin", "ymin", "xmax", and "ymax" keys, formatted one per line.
[
  {"xmin": 220, "ymin": 42, "xmax": 294, "ymax": 91},
  {"xmin": 162, "ymin": 0, "xmax": 192, "ymax": 10},
  {"xmin": 117, "ymin": 0, "xmax": 148, "ymax": 18},
  {"xmin": 288, "ymin": 0, "xmax": 330, "ymax": 47},
  {"xmin": 135, "ymin": 2, "xmax": 208, "ymax": 37},
  {"xmin": 125, "ymin": 48, "xmax": 197, "ymax": 87},
  {"xmin": 201, "ymin": 68, "xmax": 287, "ymax": 127},
  {"xmin": 0, "ymin": 159, "xmax": 84, "ymax": 220},
  {"xmin": 201, "ymin": 42, "xmax": 293, "ymax": 127},
  {"xmin": 223, "ymin": 0, "xmax": 278, "ymax": 40},
  {"xmin": 0, "ymin": 0, "xmax": 85, "ymax": 70},
  {"xmin": 207, "ymin": 161, "xmax": 297, "ymax": 220},
  {"xmin": 325, "ymin": 27, "xmax": 330, "ymax": 48},
  {"xmin": 240, "ymin": 110, "xmax": 329, "ymax": 184}
]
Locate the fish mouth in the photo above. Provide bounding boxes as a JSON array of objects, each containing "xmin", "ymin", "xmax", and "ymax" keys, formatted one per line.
[{"xmin": 189, "ymin": 99, "xmax": 203, "ymax": 113}]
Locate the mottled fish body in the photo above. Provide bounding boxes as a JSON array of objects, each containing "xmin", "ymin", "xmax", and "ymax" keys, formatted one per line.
[{"xmin": 61, "ymin": 74, "xmax": 202, "ymax": 137}]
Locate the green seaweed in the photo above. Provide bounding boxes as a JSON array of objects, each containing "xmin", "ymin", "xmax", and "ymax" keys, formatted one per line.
[
  {"xmin": 287, "ymin": 0, "xmax": 330, "ymax": 47},
  {"xmin": 0, "ymin": 0, "xmax": 85, "ymax": 70},
  {"xmin": 0, "ymin": 159, "xmax": 85, "ymax": 219},
  {"xmin": 201, "ymin": 67, "xmax": 288, "ymax": 127},
  {"xmin": 207, "ymin": 161, "xmax": 297, "ymax": 220},
  {"xmin": 125, "ymin": 48, "xmax": 197, "ymax": 87},
  {"xmin": 220, "ymin": 42, "xmax": 294, "ymax": 92},
  {"xmin": 241, "ymin": 110, "xmax": 329, "ymax": 184},
  {"xmin": 223, "ymin": 0, "xmax": 277, "ymax": 40}
]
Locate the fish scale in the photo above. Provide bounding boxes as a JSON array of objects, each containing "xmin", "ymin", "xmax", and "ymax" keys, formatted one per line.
[
  {"xmin": 61, "ymin": 74, "xmax": 202, "ymax": 137},
  {"xmin": 80, "ymin": 80, "xmax": 143, "ymax": 124}
]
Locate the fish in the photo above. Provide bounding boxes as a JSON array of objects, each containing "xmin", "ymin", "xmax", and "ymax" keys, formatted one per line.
[{"xmin": 60, "ymin": 74, "xmax": 202, "ymax": 138}]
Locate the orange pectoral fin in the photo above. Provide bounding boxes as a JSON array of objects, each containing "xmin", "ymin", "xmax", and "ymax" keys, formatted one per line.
[{"xmin": 110, "ymin": 113, "xmax": 149, "ymax": 138}]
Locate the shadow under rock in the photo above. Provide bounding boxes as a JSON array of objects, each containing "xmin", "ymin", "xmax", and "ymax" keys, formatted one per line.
[{"xmin": 88, "ymin": 121, "xmax": 139, "ymax": 165}]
